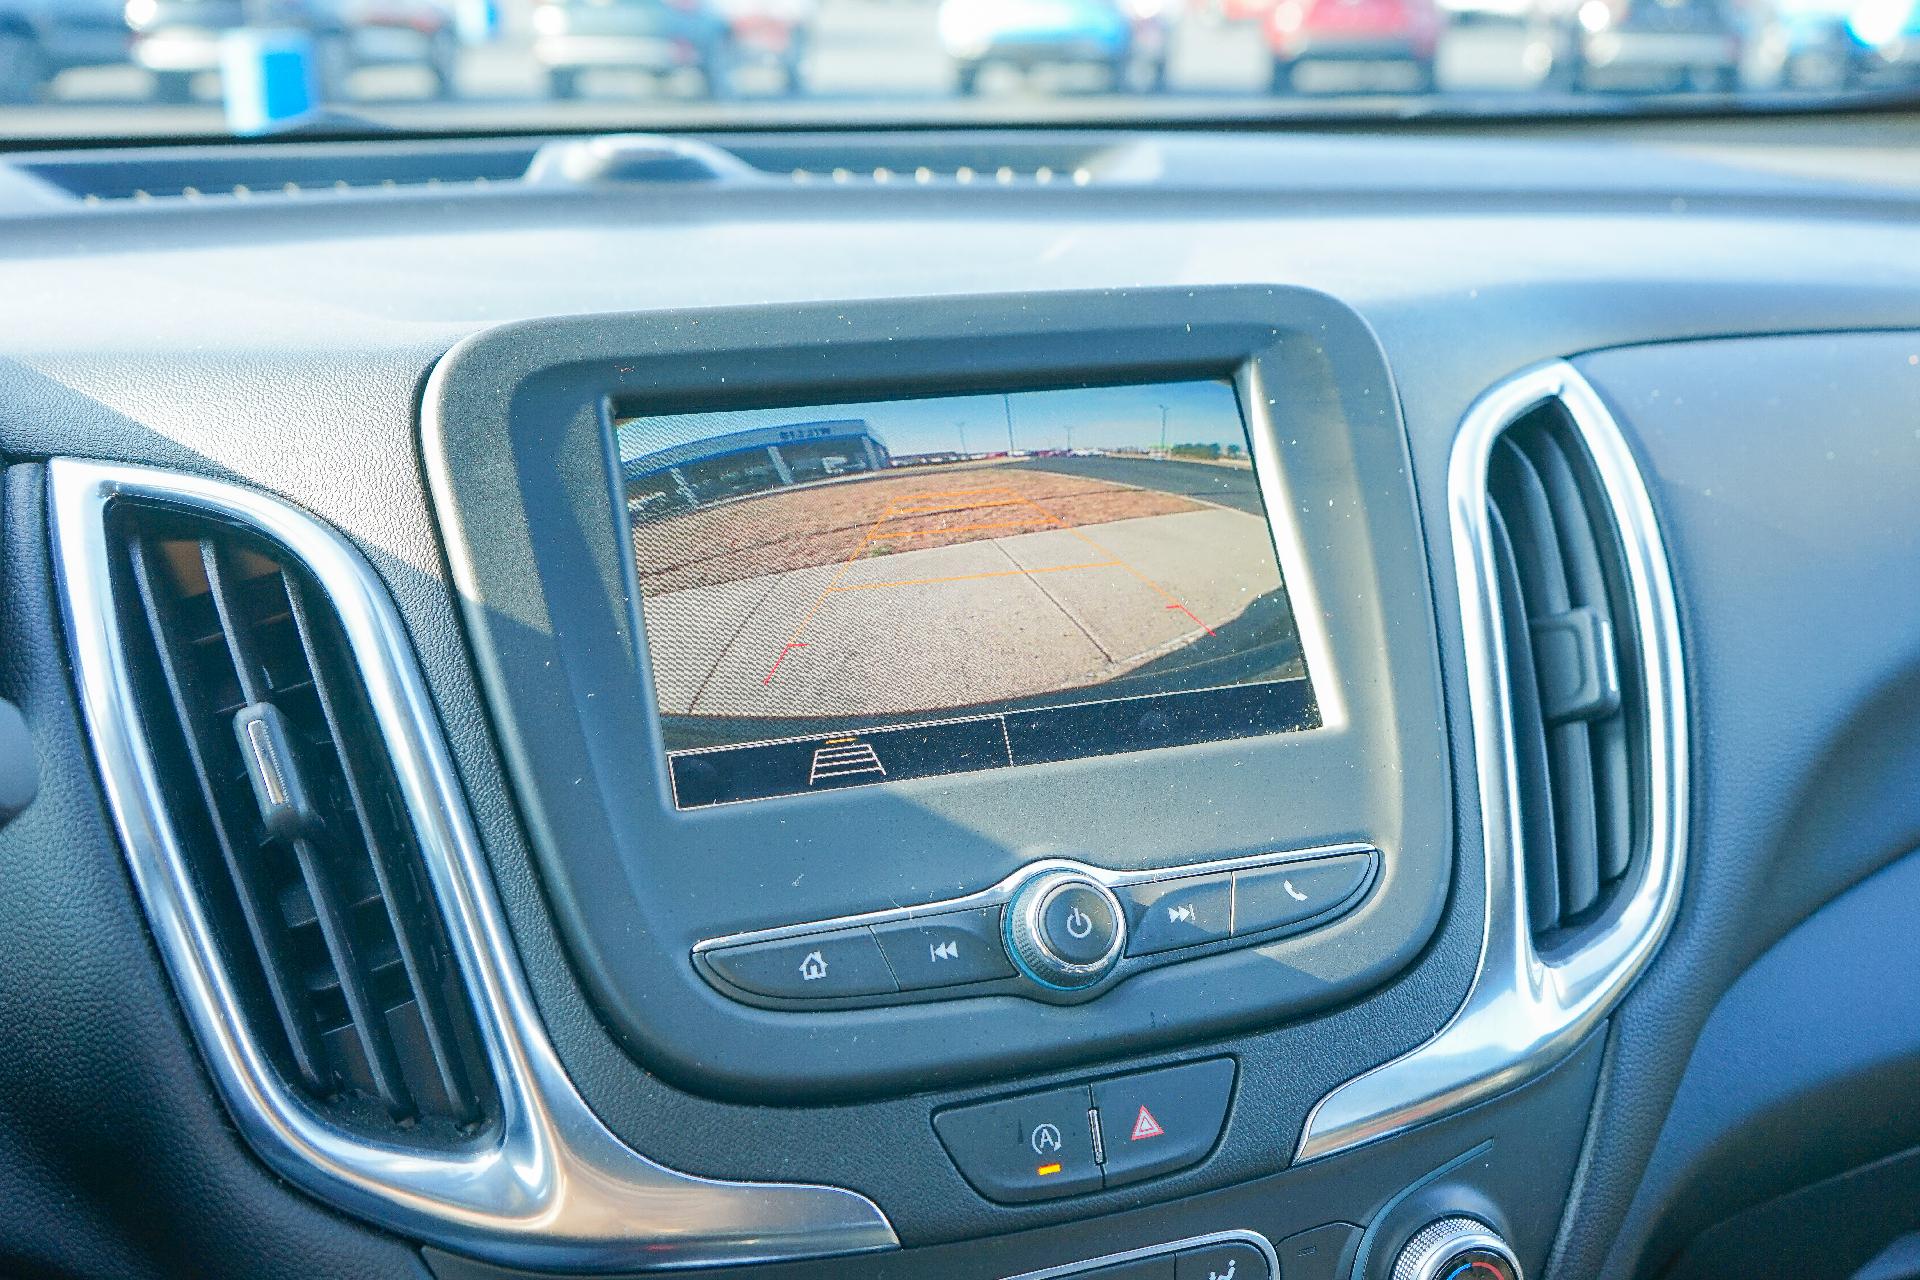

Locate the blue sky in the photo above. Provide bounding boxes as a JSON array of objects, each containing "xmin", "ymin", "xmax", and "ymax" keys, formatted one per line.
[{"xmin": 615, "ymin": 378, "xmax": 1246, "ymax": 462}]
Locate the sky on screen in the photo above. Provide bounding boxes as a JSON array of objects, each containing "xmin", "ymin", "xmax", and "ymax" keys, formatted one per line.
[{"xmin": 615, "ymin": 379, "xmax": 1245, "ymax": 462}]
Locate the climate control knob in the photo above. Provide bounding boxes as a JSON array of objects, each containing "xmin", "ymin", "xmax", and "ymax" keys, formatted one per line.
[
  {"xmin": 1392, "ymin": 1217, "xmax": 1521, "ymax": 1280},
  {"xmin": 1004, "ymin": 871, "xmax": 1126, "ymax": 990}
]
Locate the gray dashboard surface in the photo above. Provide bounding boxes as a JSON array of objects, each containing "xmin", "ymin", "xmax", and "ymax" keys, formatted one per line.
[
  {"xmin": 1566, "ymin": 332, "xmax": 1920, "ymax": 1280},
  {"xmin": 0, "ymin": 118, "xmax": 1918, "ymax": 1272}
]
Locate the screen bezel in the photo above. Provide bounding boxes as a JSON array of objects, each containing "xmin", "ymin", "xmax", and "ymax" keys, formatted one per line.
[
  {"xmin": 606, "ymin": 376, "xmax": 1331, "ymax": 808},
  {"xmin": 422, "ymin": 287, "xmax": 1453, "ymax": 1102}
]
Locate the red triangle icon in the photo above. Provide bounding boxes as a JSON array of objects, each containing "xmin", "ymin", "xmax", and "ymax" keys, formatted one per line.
[{"xmin": 1129, "ymin": 1105, "xmax": 1166, "ymax": 1141}]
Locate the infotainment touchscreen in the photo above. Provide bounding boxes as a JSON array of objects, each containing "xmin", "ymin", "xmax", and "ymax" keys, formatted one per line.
[{"xmin": 613, "ymin": 380, "xmax": 1319, "ymax": 808}]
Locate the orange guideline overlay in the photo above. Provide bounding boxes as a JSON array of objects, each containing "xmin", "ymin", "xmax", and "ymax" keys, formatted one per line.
[{"xmin": 761, "ymin": 485, "xmax": 1214, "ymax": 687}]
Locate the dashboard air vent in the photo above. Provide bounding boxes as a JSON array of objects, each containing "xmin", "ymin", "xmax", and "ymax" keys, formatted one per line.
[
  {"xmin": 1485, "ymin": 403, "xmax": 1647, "ymax": 943},
  {"xmin": 1295, "ymin": 362, "xmax": 1683, "ymax": 1165},
  {"xmin": 109, "ymin": 505, "xmax": 488, "ymax": 1137},
  {"xmin": 53, "ymin": 459, "xmax": 899, "ymax": 1264}
]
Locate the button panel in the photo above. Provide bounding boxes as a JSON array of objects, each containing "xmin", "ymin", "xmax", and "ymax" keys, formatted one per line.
[
  {"xmin": 1001, "ymin": 1231, "xmax": 1277, "ymax": 1280},
  {"xmin": 937, "ymin": 1058, "xmax": 1235, "ymax": 1204},
  {"xmin": 694, "ymin": 846, "xmax": 1377, "ymax": 1008}
]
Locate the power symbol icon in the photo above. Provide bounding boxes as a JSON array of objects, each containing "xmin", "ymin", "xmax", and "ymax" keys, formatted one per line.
[{"xmin": 1007, "ymin": 873, "xmax": 1125, "ymax": 989}]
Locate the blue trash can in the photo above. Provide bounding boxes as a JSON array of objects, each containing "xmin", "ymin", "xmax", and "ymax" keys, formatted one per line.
[
  {"xmin": 454, "ymin": 0, "xmax": 499, "ymax": 45},
  {"xmin": 219, "ymin": 28, "xmax": 317, "ymax": 135}
]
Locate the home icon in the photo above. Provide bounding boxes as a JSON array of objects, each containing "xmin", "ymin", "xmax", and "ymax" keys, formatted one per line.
[{"xmin": 798, "ymin": 951, "xmax": 828, "ymax": 982}]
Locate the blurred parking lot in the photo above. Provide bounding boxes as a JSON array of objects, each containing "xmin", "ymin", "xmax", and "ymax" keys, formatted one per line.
[{"xmin": 0, "ymin": 0, "xmax": 1910, "ymax": 137}]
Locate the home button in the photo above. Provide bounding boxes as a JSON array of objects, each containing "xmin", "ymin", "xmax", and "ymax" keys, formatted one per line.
[{"xmin": 702, "ymin": 927, "xmax": 898, "ymax": 1000}]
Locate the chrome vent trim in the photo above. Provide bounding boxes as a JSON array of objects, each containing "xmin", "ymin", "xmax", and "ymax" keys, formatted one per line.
[
  {"xmin": 1294, "ymin": 361, "xmax": 1687, "ymax": 1163},
  {"xmin": 49, "ymin": 459, "xmax": 897, "ymax": 1272}
]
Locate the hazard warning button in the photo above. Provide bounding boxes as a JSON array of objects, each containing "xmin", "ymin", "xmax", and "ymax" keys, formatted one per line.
[{"xmin": 1092, "ymin": 1058, "xmax": 1236, "ymax": 1188}]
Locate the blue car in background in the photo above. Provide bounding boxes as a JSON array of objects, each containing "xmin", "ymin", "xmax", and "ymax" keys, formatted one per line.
[{"xmin": 937, "ymin": 0, "xmax": 1172, "ymax": 94}]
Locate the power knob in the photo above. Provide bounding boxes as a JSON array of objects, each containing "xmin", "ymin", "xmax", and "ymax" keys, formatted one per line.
[
  {"xmin": 1391, "ymin": 1217, "xmax": 1522, "ymax": 1280},
  {"xmin": 1003, "ymin": 871, "xmax": 1126, "ymax": 990}
]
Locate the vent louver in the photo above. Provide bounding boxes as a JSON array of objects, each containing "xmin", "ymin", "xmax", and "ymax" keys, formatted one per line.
[
  {"xmin": 109, "ymin": 506, "xmax": 488, "ymax": 1138},
  {"xmin": 1485, "ymin": 404, "xmax": 1649, "ymax": 944},
  {"xmin": 1295, "ymin": 363, "xmax": 1684, "ymax": 1165}
]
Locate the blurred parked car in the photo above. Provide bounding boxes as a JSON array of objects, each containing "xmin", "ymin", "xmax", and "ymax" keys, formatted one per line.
[
  {"xmin": 937, "ymin": 0, "xmax": 1172, "ymax": 94},
  {"xmin": 1435, "ymin": 0, "xmax": 1535, "ymax": 25},
  {"xmin": 0, "ymin": 0, "xmax": 132, "ymax": 103},
  {"xmin": 324, "ymin": 0, "xmax": 460, "ymax": 92},
  {"xmin": 1745, "ymin": 0, "xmax": 1873, "ymax": 86},
  {"xmin": 1263, "ymin": 0, "xmax": 1442, "ymax": 90},
  {"xmin": 530, "ymin": 0, "xmax": 738, "ymax": 98},
  {"xmin": 712, "ymin": 0, "xmax": 813, "ymax": 92},
  {"xmin": 1537, "ymin": 0, "xmax": 1744, "ymax": 89},
  {"xmin": 1844, "ymin": 0, "xmax": 1920, "ymax": 79},
  {"xmin": 122, "ymin": 0, "xmax": 459, "ymax": 102}
]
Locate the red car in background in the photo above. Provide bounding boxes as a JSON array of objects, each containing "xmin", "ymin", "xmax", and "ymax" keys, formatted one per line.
[{"xmin": 1263, "ymin": 0, "xmax": 1441, "ymax": 89}]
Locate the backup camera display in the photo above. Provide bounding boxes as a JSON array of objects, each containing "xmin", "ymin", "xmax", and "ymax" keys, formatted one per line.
[{"xmin": 615, "ymin": 380, "xmax": 1318, "ymax": 808}]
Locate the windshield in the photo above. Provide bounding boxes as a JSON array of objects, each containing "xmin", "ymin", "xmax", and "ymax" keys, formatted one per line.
[{"xmin": 0, "ymin": 0, "xmax": 1916, "ymax": 138}]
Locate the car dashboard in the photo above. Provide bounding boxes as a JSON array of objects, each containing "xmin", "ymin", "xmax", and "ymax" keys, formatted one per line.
[{"xmin": 0, "ymin": 114, "xmax": 1917, "ymax": 1280}]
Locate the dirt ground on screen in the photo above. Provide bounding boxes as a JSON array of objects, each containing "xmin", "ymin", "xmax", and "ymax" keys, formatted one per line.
[{"xmin": 630, "ymin": 461, "xmax": 1201, "ymax": 596}]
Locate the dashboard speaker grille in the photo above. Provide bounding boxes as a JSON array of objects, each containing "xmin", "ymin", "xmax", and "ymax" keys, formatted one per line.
[
  {"xmin": 110, "ymin": 505, "xmax": 489, "ymax": 1137},
  {"xmin": 1486, "ymin": 404, "xmax": 1648, "ymax": 942}
]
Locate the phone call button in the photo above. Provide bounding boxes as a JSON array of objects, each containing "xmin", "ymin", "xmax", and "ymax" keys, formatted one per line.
[{"xmin": 1230, "ymin": 854, "xmax": 1372, "ymax": 937}]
